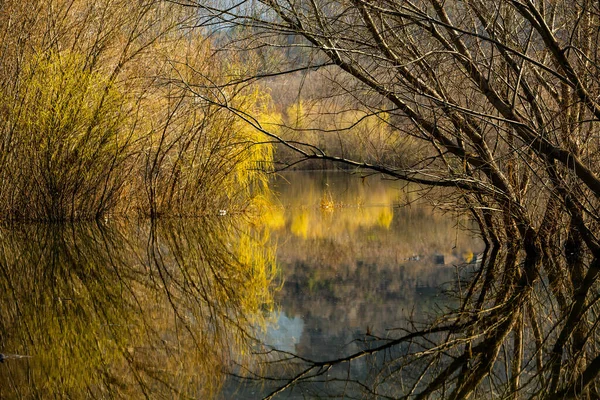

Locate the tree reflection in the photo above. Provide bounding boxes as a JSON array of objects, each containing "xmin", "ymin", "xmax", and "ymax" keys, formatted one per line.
[
  {"xmin": 0, "ymin": 218, "xmax": 276, "ymax": 398},
  {"xmin": 244, "ymin": 242, "xmax": 600, "ymax": 399}
]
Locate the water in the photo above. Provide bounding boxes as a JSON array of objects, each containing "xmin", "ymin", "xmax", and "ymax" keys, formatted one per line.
[
  {"xmin": 0, "ymin": 171, "xmax": 483, "ymax": 399},
  {"xmin": 225, "ymin": 171, "xmax": 483, "ymax": 398},
  {"xmin": 265, "ymin": 171, "xmax": 482, "ymax": 360}
]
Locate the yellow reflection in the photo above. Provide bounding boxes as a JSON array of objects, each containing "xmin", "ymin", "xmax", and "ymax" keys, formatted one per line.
[
  {"xmin": 377, "ymin": 208, "xmax": 394, "ymax": 228},
  {"xmin": 0, "ymin": 217, "xmax": 277, "ymax": 399},
  {"xmin": 290, "ymin": 209, "xmax": 309, "ymax": 239},
  {"xmin": 275, "ymin": 172, "xmax": 396, "ymax": 239},
  {"xmin": 272, "ymin": 171, "xmax": 482, "ymax": 265}
]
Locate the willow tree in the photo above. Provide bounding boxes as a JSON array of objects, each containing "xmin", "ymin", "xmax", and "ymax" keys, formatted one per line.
[
  {"xmin": 181, "ymin": 0, "xmax": 600, "ymax": 398},
  {"xmin": 0, "ymin": 0, "xmax": 276, "ymax": 221}
]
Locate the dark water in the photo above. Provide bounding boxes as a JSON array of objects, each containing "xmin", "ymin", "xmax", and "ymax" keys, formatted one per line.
[{"xmin": 0, "ymin": 171, "xmax": 483, "ymax": 399}]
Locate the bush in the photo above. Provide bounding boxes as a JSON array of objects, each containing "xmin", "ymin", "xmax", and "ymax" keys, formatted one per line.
[
  {"xmin": 0, "ymin": 2, "xmax": 276, "ymax": 221},
  {"xmin": 0, "ymin": 52, "xmax": 130, "ymax": 221}
]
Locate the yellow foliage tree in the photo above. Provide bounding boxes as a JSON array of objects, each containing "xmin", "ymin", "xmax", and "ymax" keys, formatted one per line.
[
  {"xmin": 1, "ymin": 52, "xmax": 131, "ymax": 221},
  {"xmin": 0, "ymin": 0, "xmax": 277, "ymax": 221}
]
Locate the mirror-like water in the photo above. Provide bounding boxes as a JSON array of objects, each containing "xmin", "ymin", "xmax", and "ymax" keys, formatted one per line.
[
  {"xmin": 264, "ymin": 172, "xmax": 483, "ymax": 360},
  {"xmin": 0, "ymin": 171, "xmax": 483, "ymax": 399},
  {"xmin": 0, "ymin": 220, "xmax": 275, "ymax": 399}
]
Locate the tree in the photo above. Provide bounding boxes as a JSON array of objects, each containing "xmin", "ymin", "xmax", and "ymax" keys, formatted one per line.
[{"xmin": 180, "ymin": 0, "xmax": 600, "ymax": 398}]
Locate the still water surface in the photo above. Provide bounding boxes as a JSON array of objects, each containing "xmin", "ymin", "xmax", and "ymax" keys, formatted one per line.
[
  {"xmin": 264, "ymin": 172, "xmax": 482, "ymax": 357},
  {"xmin": 0, "ymin": 171, "xmax": 483, "ymax": 399}
]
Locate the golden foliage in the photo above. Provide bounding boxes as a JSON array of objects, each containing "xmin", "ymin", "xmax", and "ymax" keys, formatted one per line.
[
  {"xmin": 0, "ymin": 0, "xmax": 275, "ymax": 221},
  {"xmin": 0, "ymin": 51, "xmax": 130, "ymax": 220}
]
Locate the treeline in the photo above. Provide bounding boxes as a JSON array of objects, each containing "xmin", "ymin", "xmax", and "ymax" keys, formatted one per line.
[
  {"xmin": 261, "ymin": 68, "xmax": 425, "ymax": 170},
  {"xmin": 0, "ymin": 0, "xmax": 277, "ymax": 221},
  {"xmin": 212, "ymin": 27, "xmax": 424, "ymax": 170}
]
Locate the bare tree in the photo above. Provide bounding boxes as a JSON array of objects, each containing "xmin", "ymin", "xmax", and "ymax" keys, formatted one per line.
[{"xmin": 177, "ymin": 0, "xmax": 600, "ymax": 398}]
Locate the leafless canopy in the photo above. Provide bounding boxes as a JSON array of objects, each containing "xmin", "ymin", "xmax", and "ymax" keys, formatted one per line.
[{"xmin": 178, "ymin": 0, "xmax": 600, "ymax": 398}]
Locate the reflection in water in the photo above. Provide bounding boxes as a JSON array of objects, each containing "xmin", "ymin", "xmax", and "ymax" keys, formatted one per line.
[
  {"xmin": 260, "ymin": 312, "xmax": 304, "ymax": 354},
  {"xmin": 0, "ymin": 171, "xmax": 485, "ymax": 399},
  {"xmin": 274, "ymin": 171, "xmax": 400, "ymax": 239},
  {"xmin": 232, "ymin": 171, "xmax": 484, "ymax": 398},
  {"xmin": 0, "ymin": 219, "xmax": 276, "ymax": 399}
]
